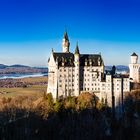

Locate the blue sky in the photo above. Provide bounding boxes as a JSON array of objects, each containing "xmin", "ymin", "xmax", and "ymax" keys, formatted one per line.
[{"xmin": 0, "ymin": 0, "xmax": 140, "ymax": 66}]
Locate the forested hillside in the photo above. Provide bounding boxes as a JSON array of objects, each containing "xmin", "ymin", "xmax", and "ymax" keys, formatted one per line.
[{"xmin": 0, "ymin": 91, "xmax": 140, "ymax": 140}]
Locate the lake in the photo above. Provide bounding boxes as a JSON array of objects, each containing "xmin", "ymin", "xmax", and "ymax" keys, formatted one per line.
[{"xmin": 0, "ymin": 73, "xmax": 48, "ymax": 79}]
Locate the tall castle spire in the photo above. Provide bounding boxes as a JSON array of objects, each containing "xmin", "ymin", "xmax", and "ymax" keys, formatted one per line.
[
  {"xmin": 62, "ymin": 31, "xmax": 70, "ymax": 53},
  {"xmin": 75, "ymin": 42, "xmax": 80, "ymax": 54}
]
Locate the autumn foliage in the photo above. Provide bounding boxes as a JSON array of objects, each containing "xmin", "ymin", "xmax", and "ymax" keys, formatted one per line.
[{"xmin": 0, "ymin": 91, "xmax": 140, "ymax": 140}]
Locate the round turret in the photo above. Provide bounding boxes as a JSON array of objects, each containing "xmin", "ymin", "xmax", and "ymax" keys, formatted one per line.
[{"xmin": 131, "ymin": 52, "xmax": 138, "ymax": 64}]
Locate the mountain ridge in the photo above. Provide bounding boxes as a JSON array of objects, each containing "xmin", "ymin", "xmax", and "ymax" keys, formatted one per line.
[
  {"xmin": 0, "ymin": 64, "xmax": 48, "ymax": 74},
  {"xmin": 0, "ymin": 64, "xmax": 47, "ymax": 69}
]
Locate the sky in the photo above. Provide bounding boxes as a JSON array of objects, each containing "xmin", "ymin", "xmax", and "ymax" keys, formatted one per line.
[{"xmin": 0, "ymin": 0, "xmax": 140, "ymax": 66}]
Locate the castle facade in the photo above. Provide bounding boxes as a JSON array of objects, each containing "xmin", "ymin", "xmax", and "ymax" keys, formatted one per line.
[{"xmin": 47, "ymin": 32, "xmax": 130, "ymax": 109}]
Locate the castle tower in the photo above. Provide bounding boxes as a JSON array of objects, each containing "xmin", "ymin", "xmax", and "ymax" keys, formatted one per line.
[
  {"xmin": 62, "ymin": 31, "xmax": 70, "ymax": 53},
  {"xmin": 131, "ymin": 52, "xmax": 138, "ymax": 64},
  {"xmin": 74, "ymin": 42, "xmax": 80, "ymax": 96},
  {"xmin": 112, "ymin": 65, "xmax": 116, "ymax": 75},
  {"xmin": 47, "ymin": 49, "xmax": 58, "ymax": 99},
  {"xmin": 129, "ymin": 52, "xmax": 140, "ymax": 82}
]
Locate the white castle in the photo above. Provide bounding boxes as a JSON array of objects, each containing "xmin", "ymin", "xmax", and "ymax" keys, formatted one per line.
[
  {"xmin": 47, "ymin": 31, "xmax": 130, "ymax": 110},
  {"xmin": 129, "ymin": 52, "xmax": 140, "ymax": 83}
]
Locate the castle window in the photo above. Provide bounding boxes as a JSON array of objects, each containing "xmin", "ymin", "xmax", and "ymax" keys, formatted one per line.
[{"xmin": 59, "ymin": 85, "xmax": 62, "ymax": 87}]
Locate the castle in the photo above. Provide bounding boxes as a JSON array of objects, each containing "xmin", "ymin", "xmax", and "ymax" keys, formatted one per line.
[
  {"xmin": 47, "ymin": 31, "xmax": 130, "ymax": 110},
  {"xmin": 129, "ymin": 52, "xmax": 140, "ymax": 83}
]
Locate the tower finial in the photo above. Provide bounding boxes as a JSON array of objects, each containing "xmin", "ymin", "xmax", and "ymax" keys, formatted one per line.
[
  {"xmin": 65, "ymin": 25, "xmax": 67, "ymax": 32},
  {"xmin": 52, "ymin": 48, "xmax": 54, "ymax": 53},
  {"xmin": 63, "ymin": 31, "xmax": 69, "ymax": 40}
]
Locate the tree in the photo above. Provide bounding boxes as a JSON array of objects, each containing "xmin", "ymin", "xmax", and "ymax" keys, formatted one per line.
[
  {"xmin": 76, "ymin": 92, "xmax": 98, "ymax": 110},
  {"xmin": 64, "ymin": 96, "xmax": 76, "ymax": 111}
]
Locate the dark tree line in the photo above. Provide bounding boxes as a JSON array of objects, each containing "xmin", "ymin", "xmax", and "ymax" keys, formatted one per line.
[{"xmin": 0, "ymin": 91, "xmax": 140, "ymax": 140}]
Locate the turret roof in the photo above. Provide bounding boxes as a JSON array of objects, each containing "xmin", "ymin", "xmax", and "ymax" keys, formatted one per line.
[
  {"xmin": 131, "ymin": 52, "xmax": 138, "ymax": 56},
  {"xmin": 75, "ymin": 43, "xmax": 80, "ymax": 54}
]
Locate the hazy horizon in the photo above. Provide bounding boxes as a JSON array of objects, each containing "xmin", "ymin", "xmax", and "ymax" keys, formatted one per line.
[{"xmin": 0, "ymin": 0, "xmax": 140, "ymax": 66}]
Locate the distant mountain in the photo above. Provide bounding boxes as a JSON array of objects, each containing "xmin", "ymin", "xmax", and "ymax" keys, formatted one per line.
[
  {"xmin": 105, "ymin": 65, "xmax": 129, "ymax": 74},
  {"xmin": 0, "ymin": 64, "xmax": 8, "ymax": 69},
  {"xmin": 0, "ymin": 64, "xmax": 48, "ymax": 74},
  {"xmin": 0, "ymin": 64, "xmax": 128, "ymax": 74},
  {"xmin": 9, "ymin": 64, "xmax": 30, "ymax": 68},
  {"xmin": 116, "ymin": 65, "xmax": 129, "ymax": 71}
]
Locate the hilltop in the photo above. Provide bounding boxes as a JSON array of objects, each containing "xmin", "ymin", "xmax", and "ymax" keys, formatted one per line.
[{"xmin": 0, "ymin": 64, "xmax": 48, "ymax": 74}]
